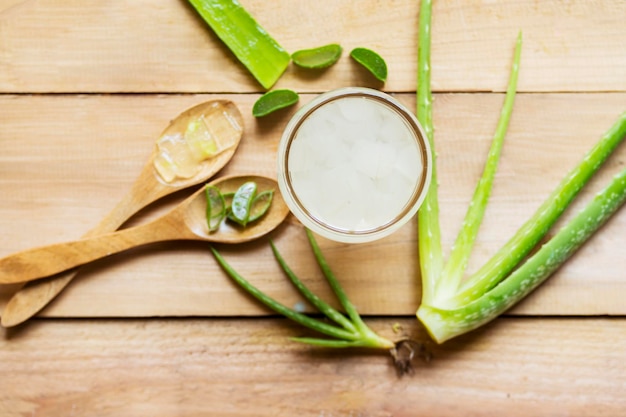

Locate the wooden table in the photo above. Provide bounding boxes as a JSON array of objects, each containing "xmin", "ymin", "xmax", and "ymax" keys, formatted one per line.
[{"xmin": 1, "ymin": 1, "xmax": 625, "ymax": 415}]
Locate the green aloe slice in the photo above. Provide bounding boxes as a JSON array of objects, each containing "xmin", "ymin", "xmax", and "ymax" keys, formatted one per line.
[
  {"xmin": 252, "ymin": 89, "xmax": 299, "ymax": 117},
  {"xmin": 205, "ymin": 185, "xmax": 226, "ymax": 232},
  {"xmin": 292, "ymin": 44, "xmax": 343, "ymax": 69},
  {"xmin": 248, "ymin": 190, "xmax": 274, "ymax": 222},
  {"xmin": 228, "ymin": 181, "xmax": 257, "ymax": 226},
  {"xmin": 350, "ymin": 47, "xmax": 388, "ymax": 82}
]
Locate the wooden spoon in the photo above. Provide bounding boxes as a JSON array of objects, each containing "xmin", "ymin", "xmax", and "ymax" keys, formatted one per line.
[
  {"xmin": 1, "ymin": 100, "xmax": 243, "ymax": 326},
  {"xmin": 0, "ymin": 175, "xmax": 289, "ymax": 285}
]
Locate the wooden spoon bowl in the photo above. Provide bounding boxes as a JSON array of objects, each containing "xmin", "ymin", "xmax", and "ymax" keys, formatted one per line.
[{"xmin": 180, "ymin": 175, "xmax": 289, "ymax": 243}]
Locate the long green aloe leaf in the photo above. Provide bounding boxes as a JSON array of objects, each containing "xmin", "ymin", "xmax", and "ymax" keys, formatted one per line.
[
  {"xmin": 452, "ymin": 111, "xmax": 626, "ymax": 305},
  {"xmin": 188, "ymin": 0, "xmax": 290, "ymax": 89},
  {"xmin": 419, "ymin": 167, "xmax": 626, "ymax": 343},
  {"xmin": 415, "ymin": 0, "xmax": 626, "ymax": 345},
  {"xmin": 211, "ymin": 236, "xmax": 394, "ymax": 350},
  {"xmin": 304, "ymin": 229, "xmax": 394, "ymax": 349},
  {"xmin": 416, "ymin": 0, "xmax": 443, "ymax": 306},
  {"xmin": 270, "ymin": 240, "xmax": 357, "ymax": 333},
  {"xmin": 436, "ymin": 32, "xmax": 522, "ymax": 302},
  {"xmin": 210, "ymin": 246, "xmax": 356, "ymax": 341}
]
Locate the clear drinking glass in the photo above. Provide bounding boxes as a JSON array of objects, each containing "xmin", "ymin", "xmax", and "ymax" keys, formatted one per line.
[{"xmin": 277, "ymin": 87, "xmax": 432, "ymax": 243}]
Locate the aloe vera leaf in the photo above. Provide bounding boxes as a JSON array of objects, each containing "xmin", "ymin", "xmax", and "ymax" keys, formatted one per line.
[
  {"xmin": 419, "ymin": 167, "xmax": 626, "ymax": 343},
  {"xmin": 452, "ymin": 111, "xmax": 626, "ymax": 305},
  {"xmin": 436, "ymin": 33, "xmax": 522, "ymax": 301},
  {"xmin": 269, "ymin": 241, "xmax": 358, "ymax": 333},
  {"xmin": 210, "ymin": 246, "xmax": 357, "ymax": 341},
  {"xmin": 305, "ymin": 230, "xmax": 394, "ymax": 349},
  {"xmin": 305, "ymin": 230, "xmax": 363, "ymax": 327},
  {"xmin": 416, "ymin": 0, "xmax": 443, "ymax": 305},
  {"xmin": 291, "ymin": 337, "xmax": 367, "ymax": 348},
  {"xmin": 187, "ymin": 0, "xmax": 290, "ymax": 89}
]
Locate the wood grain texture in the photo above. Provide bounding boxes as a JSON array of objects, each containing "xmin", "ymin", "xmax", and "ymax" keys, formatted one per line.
[
  {"xmin": 1, "ymin": 1, "xmax": 625, "ymax": 414},
  {"xmin": 0, "ymin": 0, "xmax": 624, "ymax": 93},
  {"xmin": 1, "ymin": 317, "xmax": 624, "ymax": 417},
  {"xmin": 0, "ymin": 93, "xmax": 624, "ymax": 317}
]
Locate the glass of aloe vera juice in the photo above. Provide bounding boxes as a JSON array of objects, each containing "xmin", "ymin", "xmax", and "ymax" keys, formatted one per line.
[{"xmin": 278, "ymin": 87, "xmax": 432, "ymax": 243}]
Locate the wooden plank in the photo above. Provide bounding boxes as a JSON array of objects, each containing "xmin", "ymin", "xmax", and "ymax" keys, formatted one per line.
[
  {"xmin": 0, "ymin": 93, "xmax": 624, "ymax": 317},
  {"xmin": 0, "ymin": 0, "xmax": 624, "ymax": 93},
  {"xmin": 1, "ymin": 317, "xmax": 624, "ymax": 416}
]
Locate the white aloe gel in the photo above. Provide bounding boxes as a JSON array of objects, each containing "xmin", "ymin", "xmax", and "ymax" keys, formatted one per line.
[{"xmin": 279, "ymin": 88, "xmax": 430, "ymax": 243}]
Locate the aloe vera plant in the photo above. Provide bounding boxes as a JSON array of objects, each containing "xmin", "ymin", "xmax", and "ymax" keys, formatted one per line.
[
  {"xmin": 211, "ymin": 229, "xmax": 394, "ymax": 349},
  {"xmin": 211, "ymin": 229, "xmax": 430, "ymax": 372},
  {"xmin": 415, "ymin": 0, "xmax": 626, "ymax": 343}
]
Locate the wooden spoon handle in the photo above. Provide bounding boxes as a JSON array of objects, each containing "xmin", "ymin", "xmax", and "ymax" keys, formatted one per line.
[
  {"xmin": 0, "ymin": 220, "xmax": 179, "ymax": 285},
  {"xmin": 1, "ymin": 197, "xmax": 142, "ymax": 327},
  {"xmin": 1, "ymin": 165, "xmax": 167, "ymax": 326},
  {"xmin": 2, "ymin": 272, "xmax": 78, "ymax": 326}
]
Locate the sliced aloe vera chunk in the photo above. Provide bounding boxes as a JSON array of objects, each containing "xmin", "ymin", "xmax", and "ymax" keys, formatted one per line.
[
  {"xmin": 187, "ymin": 0, "xmax": 290, "ymax": 89},
  {"xmin": 228, "ymin": 181, "xmax": 257, "ymax": 226},
  {"xmin": 350, "ymin": 47, "xmax": 388, "ymax": 82},
  {"xmin": 248, "ymin": 190, "xmax": 274, "ymax": 222},
  {"xmin": 292, "ymin": 44, "xmax": 343, "ymax": 69},
  {"xmin": 252, "ymin": 89, "xmax": 299, "ymax": 117},
  {"xmin": 205, "ymin": 185, "xmax": 226, "ymax": 232}
]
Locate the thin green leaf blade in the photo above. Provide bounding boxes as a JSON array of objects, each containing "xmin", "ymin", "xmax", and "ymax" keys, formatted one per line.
[
  {"xmin": 303, "ymin": 230, "xmax": 394, "ymax": 350},
  {"xmin": 305, "ymin": 229, "xmax": 362, "ymax": 325},
  {"xmin": 453, "ymin": 111, "xmax": 626, "ymax": 305},
  {"xmin": 436, "ymin": 32, "xmax": 522, "ymax": 301},
  {"xmin": 270, "ymin": 241, "xmax": 357, "ymax": 333},
  {"xmin": 416, "ymin": 0, "xmax": 443, "ymax": 306},
  {"xmin": 292, "ymin": 337, "xmax": 377, "ymax": 349},
  {"xmin": 210, "ymin": 246, "xmax": 357, "ymax": 341}
]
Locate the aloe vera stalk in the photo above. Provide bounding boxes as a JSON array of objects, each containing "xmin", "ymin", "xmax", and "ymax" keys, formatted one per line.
[
  {"xmin": 419, "ymin": 167, "xmax": 626, "ymax": 343},
  {"xmin": 451, "ymin": 111, "xmax": 626, "ymax": 305},
  {"xmin": 415, "ymin": 0, "xmax": 626, "ymax": 344},
  {"xmin": 436, "ymin": 32, "xmax": 522, "ymax": 302},
  {"xmin": 416, "ymin": 0, "xmax": 443, "ymax": 306},
  {"xmin": 187, "ymin": 0, "xmax": 290, "ymax": 89},
  {"xmin": 210, "ymin": 246, "xmax": 356, "ymax": 342},
  {"xmin": 270, "ymin": 240, "xmax": 357, "ymax": 333},
  {"xmin": 210, "ymin": 229, "xmax": 394, "ymax": 350}
]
